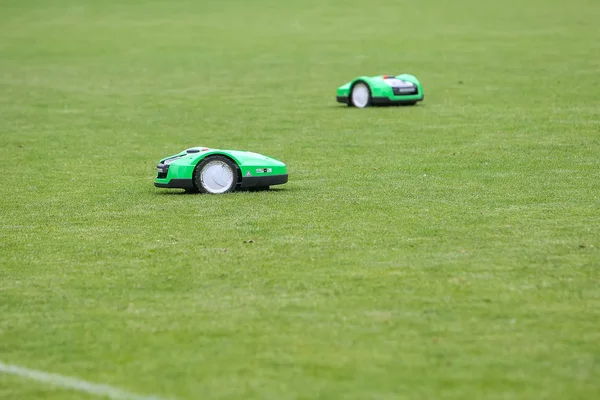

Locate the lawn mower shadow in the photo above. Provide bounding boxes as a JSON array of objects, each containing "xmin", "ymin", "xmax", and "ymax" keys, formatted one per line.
[
  {"xmin": 331, "ymin": 103, "xmax": 425, "ymax": 110},
  {"xmin": 155, "ymin": 187, "xmax": 288, "ymax": 196}
]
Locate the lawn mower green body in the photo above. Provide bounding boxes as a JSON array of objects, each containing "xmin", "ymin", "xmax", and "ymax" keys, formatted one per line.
[
  {"xmin": 336, "ymin": 74, "xmax": 424, "ymax": 108},
  {"xmin": 154, "ymin": 147, "xmax": 288, "ymax": 193}
]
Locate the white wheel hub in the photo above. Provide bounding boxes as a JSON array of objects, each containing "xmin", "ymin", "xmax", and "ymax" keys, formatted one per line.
[
  {"xmin": 200, "ymin": 160, "xmax": 234, "ymax": 194},
  {"xmin": 351, "ymin": 83, "xmax": 370, "ymax": 108}
]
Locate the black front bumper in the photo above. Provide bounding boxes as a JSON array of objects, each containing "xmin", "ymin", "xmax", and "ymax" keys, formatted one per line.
[
  {"xmin": 336, "ymin": 96, "xmax": 350, "ymax": 104},
  {"xmin": 241, "ymin": 174, "xmax": 288, "ymax": 188},
  {"xmin": 155, "ymin": 161, "xmax": 195, "ymax": 189},
  {"xmin": 154, "ymin": 179, "xmax": 195, "ymax": 189}
]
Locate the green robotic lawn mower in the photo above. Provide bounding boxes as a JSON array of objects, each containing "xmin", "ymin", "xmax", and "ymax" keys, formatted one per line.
[
  {"xmin": 154, "ymin": 147, "xmax": 288, "ymax": 194},
  {"xmin": 336, "ymin": 74, "xmax": 424, "ymax": 108}
]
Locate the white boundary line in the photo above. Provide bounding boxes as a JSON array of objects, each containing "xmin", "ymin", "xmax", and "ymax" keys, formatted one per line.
[{"xmin": 0, "ymin": 361, "xmax": 173, "ymax": 400}]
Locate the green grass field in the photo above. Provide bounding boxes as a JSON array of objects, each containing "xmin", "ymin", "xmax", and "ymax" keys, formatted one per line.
[{"xmin": 1, "ymin": 0, "xmax": 599, "ymax": 399}]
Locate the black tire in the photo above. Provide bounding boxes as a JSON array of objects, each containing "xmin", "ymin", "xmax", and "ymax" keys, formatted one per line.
[
  {"xmin": 192, "ymin": 155, "xmax": 239, "ymax": 194},
  {"xmin": 349, "ymin": 81, "xmax": 372, "ymax": 108}
]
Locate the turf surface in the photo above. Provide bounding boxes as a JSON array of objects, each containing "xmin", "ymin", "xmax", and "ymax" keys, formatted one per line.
[{"xmin": 1, "ymin": 0, "xmax": 599, "ymax": 399}]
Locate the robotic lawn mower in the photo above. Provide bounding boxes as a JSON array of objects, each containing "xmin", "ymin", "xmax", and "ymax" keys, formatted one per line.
[
  {"xmin": 336, "ymin": 74, "xmax": 424, "ymax": 108},
  {"xmin": 154, "ymin": 147, "xmax": 288, "ymax": 194}
]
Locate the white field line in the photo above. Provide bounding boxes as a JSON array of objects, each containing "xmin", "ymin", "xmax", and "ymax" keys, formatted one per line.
[{"xmin": 0, "ymin": 361, "xmax": 173, "ymax": 400}]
